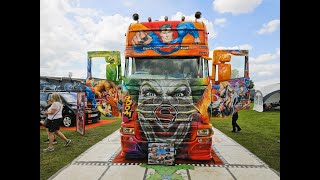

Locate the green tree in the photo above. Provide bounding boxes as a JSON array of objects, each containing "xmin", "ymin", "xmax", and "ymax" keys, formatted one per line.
[
  {"xmin": 249, "ymin": 80, "xmax": 254, "ymax": 89},
  {"xmin": 231, "ymin": 69, "xmax": 239, "ymax": 78}
]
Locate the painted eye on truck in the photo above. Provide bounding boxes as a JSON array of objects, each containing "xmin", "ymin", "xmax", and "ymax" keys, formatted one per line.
[
  {"xmin": 145, "ymin": 92, "xmax": 157, "ymax": 97},
  {"xmin": 175, "ymin": 92, "xmax": 185, "ymax": 97},
  {"xmin": 173, "ymin": 90, "xmax": 189, "ymax": 97}
]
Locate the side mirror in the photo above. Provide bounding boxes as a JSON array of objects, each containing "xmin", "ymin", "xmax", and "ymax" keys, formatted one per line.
[
  {"xmin": 217, "ymin": 63, "xmax": 231, "ymax": 81},
  {"xmin": 212, "ymin": 50, "xmax": 232, "ymax": 82},
  {"xmin": 213, "ymin": 50, "xmax": 231, "ymax": 64}
]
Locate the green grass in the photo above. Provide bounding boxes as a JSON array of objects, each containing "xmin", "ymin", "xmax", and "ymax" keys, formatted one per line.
[
  {"xmin": 40, "ymin": 116, "xmax": 122, "ymax": 180},
  {"xmin": 210, "ymin": 103, "xmax": 280, "ymax": 172}
]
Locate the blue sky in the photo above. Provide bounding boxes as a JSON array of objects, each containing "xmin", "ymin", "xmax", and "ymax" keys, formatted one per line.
[{"xmin": 40, "ymin": 0, "xmax": 280, "ymax": 89}]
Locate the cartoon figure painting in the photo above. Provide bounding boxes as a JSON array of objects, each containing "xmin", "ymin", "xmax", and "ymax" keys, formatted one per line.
[
  {"xmin": 131, "ymin": 22, "xmax": 201, "ymax": 55},
  {"xmin": 210, "ymin": 78, "xmax": 250, "ymax": 117},
  {"xmin": 85, "ymin": 78, "xmax": 121, "ymax": 117},
  {"xmin": 76, "ymin": 92, "xmax": 86, "ymax": 135},
  {"xmin": 101, "ymin": 100, "xmax": 112, "ymax": 117}
]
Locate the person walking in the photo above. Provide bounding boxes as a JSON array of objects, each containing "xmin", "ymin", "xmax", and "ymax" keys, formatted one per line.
[
  {"xmin": 42, "ymin": 93, "xmax": 72, "ymax": 152},
  {"xmin": 40, "ymin": 97, "xmax": 57, "ymax": 144},
  {"xmin": 231, "ymin": 111, "xmax": 242, "ymax": 132}
]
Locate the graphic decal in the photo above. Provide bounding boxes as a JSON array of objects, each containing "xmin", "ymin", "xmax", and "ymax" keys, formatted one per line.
[
  {"xmin": 126, "ymin": 21, "xmax": 208, "ymax": 57},
  {"xmin": 141, "ymin": 164, "xmax": 194, "ymax": 180},
  {"xmin": 86, "ymin": 51, "xmax": 122, "ymax": 117},
  {"xmin": 136, "ymin": 79, "xmax": 196, "ymax": 147},
  {"xmin": 131, "ymin": 22, "xmax": 200, "ymax": 55},
  {"xmin": 123, "ymin": 96, "xmax": 133, "ymax": 118},
  {"xmin": 147, "ymin": 142, "xmax": 175, "ymax": 165},
  {"xmin": 120, "ymin": 78, "xmax": 213, "ymax": 160},
  {"xmin": 40, "ymin": 77, "xmax": 85, "ymax": 92},
  {"xmin": 210, "ymin": 78, "xmax": 250, "ymax": 117},
  {"xmin": 86, "ymin": 78, "xmax": 122, "ymax": 117},
  {"xmin": 76, "ymin": 92, "xmax": 86, "ymax": 135}
]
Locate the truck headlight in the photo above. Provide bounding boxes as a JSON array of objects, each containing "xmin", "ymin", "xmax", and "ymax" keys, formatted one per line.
[
  {"xmin": 121, "ymin": 127, "xmax": 135, "ymax": 135},
  {"xmin": 197, "ymin": 129, "xmax": 211, "ymax": 136}
]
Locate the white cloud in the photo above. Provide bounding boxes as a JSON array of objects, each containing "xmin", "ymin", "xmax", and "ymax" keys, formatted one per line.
[
  {"xmin": 250, "ymin": 48, "xmax": 280, "ymax": 88},
  {"xmin": 40, "ymin": 0, "xmax": 132, "ymax": 78},
  {"xmin": 166, "ymin": 12, "xmax": 217, "ymax": 39},
  {"xmin": 254, "ymin": 78, "xmax": 280, "ymax": 90},
  {"xmin": 276, "ymin": 48, "xmax": 280, "ymax": 56},
  {"xmin": 257, "ymin": 19, "xmax": 280, "ymax": 34},
  {"xmin": 214, "ymin": 44, "xmax": 253, "ymax": 50},
  {"xmin": 213, "ymin": 0, "xmax": 262, "ymax": 15},
  {"xmin": 214, "ymin": 18, "xmax": 226, "ymax": 27},
  {"xmin": 251, "ymin": 48, "xmax": 280, "ymax": 64},
  {"xmin": 250, "ymin": 54, "xmax": 276, "ymax": 64}
]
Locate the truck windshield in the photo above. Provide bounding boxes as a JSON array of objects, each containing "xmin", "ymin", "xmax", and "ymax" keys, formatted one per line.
[{"xmin": 126, "ymin": 57, "xmax": 205, "ymax": 79}]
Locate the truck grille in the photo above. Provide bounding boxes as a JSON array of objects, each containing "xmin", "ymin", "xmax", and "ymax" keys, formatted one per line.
[{"xmin": 135, "ymin": 96, "xmax": 198, "ymax": 145}]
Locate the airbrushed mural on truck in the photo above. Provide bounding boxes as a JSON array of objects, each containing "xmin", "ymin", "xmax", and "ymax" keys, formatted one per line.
[
  {"xmin": 85, "ymin": 51, "xmax": 123, "ymax": 118},
  {"xmin": 119, "ymin": 12, "xmax": 251, "ymax": 161},
  {"xmin": 40, "ymin": 12, "xmax": 251, "ymax": 161}
]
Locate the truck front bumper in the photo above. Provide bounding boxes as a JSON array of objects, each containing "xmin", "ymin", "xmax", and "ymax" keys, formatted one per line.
[{"xmin": 120, "ymin": 134, "xmax": 213, "ymax": 160}]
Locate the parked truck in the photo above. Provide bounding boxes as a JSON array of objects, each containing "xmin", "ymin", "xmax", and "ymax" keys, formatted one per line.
[
  {"xmin": 84, "ymin": 12, "xmax": 251, "ymax": 160},
  {"xmin": 119, "ymin": 12, "xmax": 250, "ymax": 160}
]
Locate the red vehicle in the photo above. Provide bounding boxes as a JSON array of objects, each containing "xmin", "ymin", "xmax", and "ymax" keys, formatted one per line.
[{"xmin": 119, "ymin": 12, "xmax": 250, "ymax": 160}]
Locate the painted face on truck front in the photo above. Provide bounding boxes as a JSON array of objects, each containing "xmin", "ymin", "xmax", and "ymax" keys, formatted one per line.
[{"xmin": 136, "ymin": 79, "xmax": 197, "ymax": 146}]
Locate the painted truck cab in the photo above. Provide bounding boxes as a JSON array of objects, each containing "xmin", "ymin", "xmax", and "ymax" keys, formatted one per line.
[
  {"xmin": 120, "ymin": 13, "xmax": 214, "ymax": 160},
  {"xmin": 121, "ymin": 58, "xmax": 213, "ymax": 160},
  {"xmin": 120, "ymin": 13, "xmax": 251, "ymax": 160}
]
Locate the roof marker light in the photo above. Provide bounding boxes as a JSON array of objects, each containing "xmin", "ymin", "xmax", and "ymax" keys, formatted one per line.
[
  {"xmin": 195, "ymin": 11, "xmax": 202, "ymax": 21},
  {"xmin": 132, "ymin": 13, "xmax": 139, "ymax": 22}
]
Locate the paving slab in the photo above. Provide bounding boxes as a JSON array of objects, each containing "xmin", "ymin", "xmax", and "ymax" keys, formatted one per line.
[
  {"xmin": 50, "ymin": 165, "xmax": 107, "ymax": 180},
  {"xmin": 212, "ymin": 134, "xmax": 237, "ymax": 146},
  {"xmin": 228, "ymin": 167, "xmax": 280, "ymax": 180},
  {"xmin": 77, "ymin": 143, "xmax": 121, "ymax": 162},
  {"xmin": 189, "ymin": 166, "xmax": 234, "ymax": 180},
  {"xmin": 100, "ymin": 165, "xmax": 146, "ymax": 180},
  {"xmin": 214, "ymin": 145, "xmax": 263, "ymax": 165},
  {"xmin": 100, "ymin": 130, "xmax": 121, "ymax": 144}
]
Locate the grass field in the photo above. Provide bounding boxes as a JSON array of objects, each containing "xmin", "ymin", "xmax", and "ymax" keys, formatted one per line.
[
  {"xmin": 40, "ymin": 105, "xmax": 280, "ymax": 179},
  {"xmin": 210, "ymin": 104, "xmax": 280, "ymax": 172},
  {"xmin": 40, "ymin": 116, "xmax": 122, "ymax": 180}
]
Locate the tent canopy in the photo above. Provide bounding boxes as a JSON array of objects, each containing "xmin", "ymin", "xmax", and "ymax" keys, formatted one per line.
[{"xmin": 253, "ymin": 83, "xmax": 280, "ymax": 112}]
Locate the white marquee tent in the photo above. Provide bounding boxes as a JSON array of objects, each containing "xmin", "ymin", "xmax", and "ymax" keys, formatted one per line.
[{"xmin": 252, "ymin": 83, "xmax": 280, "ymax": 112}]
